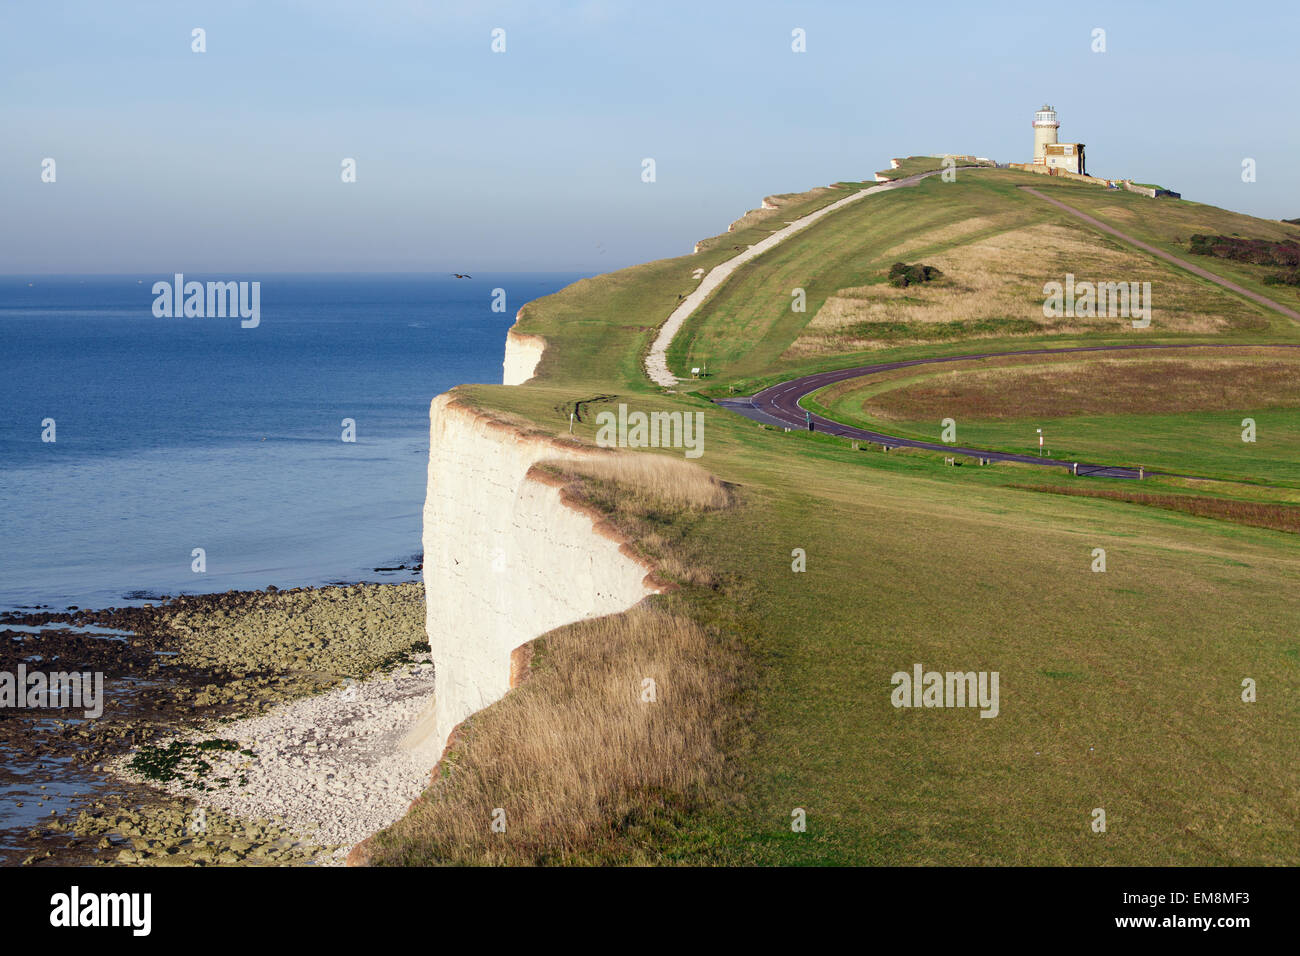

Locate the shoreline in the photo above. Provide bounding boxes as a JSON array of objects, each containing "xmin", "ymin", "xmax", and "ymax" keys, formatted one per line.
[
  {"xmin": 1, "ymin": 579, "xmax": 430, "ymax": 866},
  {"xmin": 0, "ymin": 555, "xmax": 425, "ymax": 619}
]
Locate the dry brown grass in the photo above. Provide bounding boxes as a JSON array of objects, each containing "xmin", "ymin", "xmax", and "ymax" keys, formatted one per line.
[
  {"xmin": 365, "ymin": 603, "xmax": 744, "ymax": 865},
  {"xmin": 861, "ymin": 357, "xmax": 1300, "ymax": 421},
  {"xmin": 539, "ymin": 452, "xmax": 735, "ymax": 590},
  {"xmin": 789, "ymin": 223, "xmax": 1261, "ymax": 355},
  {"xmin": 1012, "ymin": 484, "xmax": 1300, "ymax": 534},
  {"xmin": 556, "ymin": 452, "xmax": 734, "ymax": 511}
]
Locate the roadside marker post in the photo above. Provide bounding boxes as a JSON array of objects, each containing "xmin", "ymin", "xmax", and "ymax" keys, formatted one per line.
[{"xmin": 569, "ymin": 411, "xmax": 575, "ymax": 434}]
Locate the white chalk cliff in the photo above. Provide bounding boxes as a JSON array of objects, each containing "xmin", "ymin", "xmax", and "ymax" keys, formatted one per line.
[
  {"xmin": 408, "ymin": 393, "xmax": 661, "ymax": 763},
  {"xmin": 502, "ymin": 311, "xmax": 545, "ymax": 385}
]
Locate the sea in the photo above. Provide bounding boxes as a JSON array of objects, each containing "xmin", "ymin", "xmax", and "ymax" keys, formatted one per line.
[{"xmin": 0, "ymin": 273, "xmax": 584, "ymax": 613}]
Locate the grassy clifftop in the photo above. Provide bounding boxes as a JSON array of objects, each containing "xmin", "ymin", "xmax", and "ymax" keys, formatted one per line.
[{"xmin": 375, "ymin": 166, "xmax": 1300, "ymax": 866}]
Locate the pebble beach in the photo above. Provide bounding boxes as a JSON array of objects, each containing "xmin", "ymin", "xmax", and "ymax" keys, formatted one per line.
[{"xmin": 0, "ymin": 581, "xmax": 433, "ymax": 866}]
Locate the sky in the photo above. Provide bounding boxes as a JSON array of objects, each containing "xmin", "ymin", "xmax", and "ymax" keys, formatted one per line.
[{"xmin": 2, "ymin": 0, "xmax": 1298, "ymax": 274}]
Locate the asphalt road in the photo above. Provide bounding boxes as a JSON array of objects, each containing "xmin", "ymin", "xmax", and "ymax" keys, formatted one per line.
[{"xmin": 717, "ymin": 343, "xmax": 1300, "ymax": 480}]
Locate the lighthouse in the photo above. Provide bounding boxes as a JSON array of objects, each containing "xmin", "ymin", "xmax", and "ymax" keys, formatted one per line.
[
  {"xmin": 1031, "ymin": 104, "xmax": 1086, "ymax": 175},
  {"xmin": 1032, "ymin": 104, "xmax": 1059, "ymax": 163}
]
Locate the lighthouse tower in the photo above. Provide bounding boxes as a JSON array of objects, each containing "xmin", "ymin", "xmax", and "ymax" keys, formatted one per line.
[{"xmin": 1032, "ymin": 104, "xmax": 1059, "ymax": 163}]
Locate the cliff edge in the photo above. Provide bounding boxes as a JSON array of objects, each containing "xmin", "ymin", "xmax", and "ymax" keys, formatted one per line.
[
  {"xmin": 404, "ymin": 394, "xmax": 661, "ymax": 764},
  {"xmin": 502, "ymin": 309, "xmax": 546, "ymax": 385}
]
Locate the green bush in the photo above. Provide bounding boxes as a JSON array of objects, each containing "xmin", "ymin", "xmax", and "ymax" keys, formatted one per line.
[
  {"xmin": 1261, "ymin": 270, "xmax": 1299, "ymax": 287},
  {"xmin": 1187, "ymin": 234, "xmax": 1300, "ymax": 267},
  {"xmin": 887, "ymin": 262, "xmax": 943, "ymax": 288}
]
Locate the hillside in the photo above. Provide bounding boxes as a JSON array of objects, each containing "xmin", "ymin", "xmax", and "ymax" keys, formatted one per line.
[{"xmin": 368, "ymin": 165, "xmax": 1300, "ymax": 866}]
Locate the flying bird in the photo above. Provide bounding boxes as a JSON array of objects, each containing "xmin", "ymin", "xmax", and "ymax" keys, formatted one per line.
[{"xmin": 451, "ymin": 273, "xmax": 472, "ymax": 279}]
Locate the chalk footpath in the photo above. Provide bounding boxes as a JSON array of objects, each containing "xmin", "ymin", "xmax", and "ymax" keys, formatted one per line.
[{"xmin": 645, "ymin": 170, "xmax": 947, "ymax": 387}]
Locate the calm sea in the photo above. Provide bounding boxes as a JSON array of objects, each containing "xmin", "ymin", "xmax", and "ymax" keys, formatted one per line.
[{"xmin": 0, "ymin": 273, "xmax": 583, "ymax": 612}]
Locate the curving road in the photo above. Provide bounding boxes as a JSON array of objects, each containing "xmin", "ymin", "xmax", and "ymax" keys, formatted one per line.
[{"xmin": 717, "ymin": 343, "xmax": 1300, "ymax": 479}]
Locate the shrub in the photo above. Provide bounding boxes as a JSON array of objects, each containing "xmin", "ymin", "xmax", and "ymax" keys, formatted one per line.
[
  {"xmin": 1187, "ymin": 234, "xmax": 1300, "ymax": 268},
  {"xmin": 1261, "ymin": 270, "xmax": 1299, "ymax": 286},
  {"xmin": 888, "ymin": 262, "xmax": 943, "ymax": 288}
]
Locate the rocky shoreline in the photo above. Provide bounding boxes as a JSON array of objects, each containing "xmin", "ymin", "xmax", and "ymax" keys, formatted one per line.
[{"xmin": 1, "ymin": 581, "xmax": 429, "ymax": 866}]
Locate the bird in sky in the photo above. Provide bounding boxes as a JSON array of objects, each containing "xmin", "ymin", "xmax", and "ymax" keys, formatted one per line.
[{"xmin": 451, "ymin": 273, "xmax": 472, "ymax": 279}]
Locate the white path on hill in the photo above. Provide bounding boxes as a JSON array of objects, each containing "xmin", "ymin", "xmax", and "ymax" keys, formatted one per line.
[{"xmin": 644, "ymin": 168, "xmax": 953, "ymax": 387}]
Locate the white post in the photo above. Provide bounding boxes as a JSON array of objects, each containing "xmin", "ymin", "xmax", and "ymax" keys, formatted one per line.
[
  {"xmin": 1073, "ymin": 462, "xmax": 1078, "ymax": 476},
  {"xmin": 569, "ymin": 411, "xmax": 575, "ymax": 433}
]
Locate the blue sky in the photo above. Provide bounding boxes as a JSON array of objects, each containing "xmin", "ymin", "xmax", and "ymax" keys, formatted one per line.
[{"xmin": 3, "ymin": 0, "xmax": 1297, "ymax": 273}]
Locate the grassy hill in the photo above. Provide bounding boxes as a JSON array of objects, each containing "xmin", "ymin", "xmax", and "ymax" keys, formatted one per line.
[
  {"xmin": 668, "ymin": 170, "xmax": 1300, "ymax": 390},
  {"xmin": 369, "ymin": 166, "xmax": 1300, "ymax": 866}
]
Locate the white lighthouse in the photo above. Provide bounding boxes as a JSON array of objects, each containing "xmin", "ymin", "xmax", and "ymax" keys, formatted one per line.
[
  {"xmin": 1031, "ymin": 104, "xmax": 1086, "ymax": 175},
  {"xmin": 1032, "ymin": 104, "xmax": 1059, "ymax": 162}
]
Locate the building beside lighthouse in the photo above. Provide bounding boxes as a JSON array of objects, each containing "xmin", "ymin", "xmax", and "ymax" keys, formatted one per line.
[
  {"xmin": 1031, "ymin": 104, "xmax": 1086, "ymax": 175},
  {"xmin": 1008, "ymin": 104, "xmax": 1179, "ymax": 196}
]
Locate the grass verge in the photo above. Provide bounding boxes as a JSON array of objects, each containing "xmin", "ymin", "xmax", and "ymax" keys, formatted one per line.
[{"xmin": 1010, "ymin": 484, "xmax": 1300, "ymax": 534}]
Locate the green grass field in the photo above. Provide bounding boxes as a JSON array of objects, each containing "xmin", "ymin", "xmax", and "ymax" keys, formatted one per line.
[
  {"xmin": 805, "ymin": 351, "xmax": 1300, "ymax": 486},
  {"xmin": 456, "ymin": 379, "xmax": 1300, "ymax": 865},
  {"xmin": 380, "ymin": 163, "xmax": 1300, "ymax": 865},
  {"xmin": 819, "ymin": 407, "xmax": 1300, "ymax": 487}
]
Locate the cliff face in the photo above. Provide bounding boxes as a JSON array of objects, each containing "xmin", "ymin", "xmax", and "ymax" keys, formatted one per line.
[
  {"xmin": 502, "ymin": 318, "xmax": 545, "ymax": 385},
  {"xmin": 410, "ymin": 393, "xmax": 659, "ymax": 762}
]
